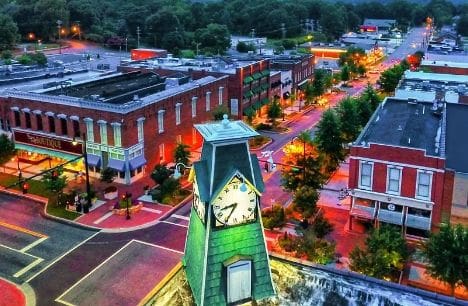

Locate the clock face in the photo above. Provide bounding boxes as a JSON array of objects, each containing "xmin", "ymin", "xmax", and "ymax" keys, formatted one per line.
[
  {"xmin": 212, "ymin": 176, "xmax": 257, "ymax": 226},
  {"xmin": 193, "ymin": 178, "xmax": 205, "ymax": 222}
]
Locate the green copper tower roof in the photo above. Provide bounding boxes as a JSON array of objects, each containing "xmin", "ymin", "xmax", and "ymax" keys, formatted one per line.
[{"xmin": 194, "ymin": 115, "xmax": 259, "ymax": 143}]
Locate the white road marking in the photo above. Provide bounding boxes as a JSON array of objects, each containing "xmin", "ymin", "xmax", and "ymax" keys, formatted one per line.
[
  {"xmin": 141, "ymin": 207, "xmax": 162, "ymax": 214},
  {"xmin": 14, "ymin": 257, "xmax": 44, "ymax": 278},
  {"xmin": 93, "ymin": 212, "xmax": 113, "ymax": 224},
  {"xmin": 20, "ymin": 237, "xmax": 48, "ymax": 253},
  {"xmin": 161, "ymin": 221, "xmax": 188, "ymax": 228},
  {"xmin": 133, "ymin": 240, "xmax": 184, "ymax": 255},
  {"xmin": 171, "ymin": 214, "xmax": 189, "ymax": 221},
  {"xmin": 26, "ymin": 231, "xmax": 100, "ymax": 283}
]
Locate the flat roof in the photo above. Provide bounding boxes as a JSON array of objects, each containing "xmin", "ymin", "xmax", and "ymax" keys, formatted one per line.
[
  {"xmin": 403, "ymin": 71, "xmax": 468, "ymax": 83},
  {"xmin": 356, "ymin": 98, "xmax": 442, "ymax": 157},
  {"xmin": 421, "ymin": 60, "xmax": 468, "ymax": 69},
  {"xmin": 363, "ymin": 19, "xmax": 396, "ymax": 27},
  {"xmin": 425, "ymin": 52, "xmax": 468, "ymax": 64},
  {"xmin": 445, "ymin": 103, "xmax": 468, "ymax": 173}
]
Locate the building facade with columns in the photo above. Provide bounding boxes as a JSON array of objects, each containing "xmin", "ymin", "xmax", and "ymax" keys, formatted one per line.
[{"xmin": 0, "ymin": 72, "xmax": 229, "ymax": 184}]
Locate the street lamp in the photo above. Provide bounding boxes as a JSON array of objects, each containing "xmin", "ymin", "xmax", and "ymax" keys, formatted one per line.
[
  {"xmin": 57, "ymin": 20, "xmax": 63, "ymax": 54},
  {"xmin": 72, "ymin": 133, "xmax": 91, "ymax": 213},
  {"xmin": 173, "ymin": 162, "xmax": 191, "ymax": 180},
  {"xmin": 124, "ymin": 192, "xmax": 131, "ymax": 220}
]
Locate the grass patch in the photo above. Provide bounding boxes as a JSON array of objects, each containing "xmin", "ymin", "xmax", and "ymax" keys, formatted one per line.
[
  {"xmin": 162, "ymin": 189, "xmax": 191, "ymax": 206},
  {"xmin": 249, "ymin": 135, "xmax": 271, "ymax": 149},
  {"xmin": 46, "ymin": 202, "xmax": 81, "ymax": 220}
]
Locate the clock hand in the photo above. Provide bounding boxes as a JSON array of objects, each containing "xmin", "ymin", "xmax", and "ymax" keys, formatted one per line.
[
  {"xmin": 220, "ymin": 203, "xmax": 237, "ymax": 210},
  {"xmin": 226, "ymin": 203, "xmax": 238, "ymax": 221}
]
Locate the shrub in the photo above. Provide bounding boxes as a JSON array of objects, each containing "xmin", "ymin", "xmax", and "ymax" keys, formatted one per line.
[
  {"xmin": 255, "ymin": 123, "xmax": 272, "ymax": 131},
  {"xmin": 262, "ymin": 204, "xmax": 286, "ymax": 230},
  {"xmin": 282, "ymin": 39, "xmax": 296, "ymax": 49},
  {"xmin": 100, "ymin": 167, "xmax": 116, "ymax": 183},
  {"xmin": 311, "ymin": 211, "xmax": 334, "ymax": 238},
  {"xmin": 278, "ymin": 232, "xmax": 298, "ymax": 252},
  {"xmin": 151, "ymin": 164, "xmax": 171, "ymax": 185}
]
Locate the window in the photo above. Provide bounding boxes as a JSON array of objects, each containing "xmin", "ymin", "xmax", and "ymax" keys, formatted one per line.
[
  {"xmin": 416, "ymin": 171, "xmax": 432, "ymax": 199},
  {"xmin": 192, "ymin": 128, "xmax": 197, "ymax": 145},
  {"xmin": 159, "ymin": 143, "xmax": 165, "ymax": 162},
  {"xmin": 359, "ymin": 161, "xmax": 373, "ymax": 189},
  {"xmin": 14, "ymin": 111, "xmax": 21, "ymax": 127},
  {"xmin": 227, "ymin": 260, "xmax": 252, "ymax": 304},
  {"xmin": 99, "ymin": 122, "xmax": 107, "ymax": 145},
  {"xmin": 112, "ymin": 123, "xmax": 122, "ymax": 147},
  {"xmin": 60, "ymin": 118, "xmax": 68, "ymax": 136},
  {"xmin": 206, "ymin": 91, "xmax": 211, "ymax": 111},
  {"xmin": 72, "ymin": 120, "xmax": 80, "ymax": 137},
  {"xmin": 175, "ymin": 103, "xmax": 182, "ymax": 125},
  {"xmin": 191, "ymin": 97, "xmax": 197, "ymax": 118},
  {"xmin": 85, "ymin": 119, "xmax": 94, "ymax": 142},
  {"xmin": 387, "ymin": 167, "xmax": 401, "ymax": 194},
  {"xmin": 137, "ymin": 118, "xmax": 145, "ymax": 142},
  {"xmin": 176, "ymin": 134, "xmax": 182, "ymax": 143},
  {"xmin": 218, "ymin": 87, "xmax": 224, "ymax": 105},
  {"xmin": 158, "ymin": 110, "xmax": 165, "ymax": 133},
  {"xmin": 48, "ymin": 116, "xmax": 56, "ymax": 133},
  {"xmin": 25, "ymin": 112, "xmax": 31, "ymax": 129},
  {"xmin": 0, "ymin": 118, "xmax": 3, "ymax": 131},
  {"xmin": 36, "ymin": 114, "xmax": 43, "ymax": 131}
]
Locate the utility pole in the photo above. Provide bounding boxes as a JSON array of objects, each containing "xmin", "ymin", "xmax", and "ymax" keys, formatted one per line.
[
  {"xmin": 250, "ymin": 28, "xmax": 255, "ymax": 39},
  {"xmin": 57, "ymin": 20, "xmax": 62, "ymax": 54},
  {"xmin": 281, "ymin": 23, "xmax": 286, "ymax": 40},
  {"xmin": 136, "ymin": 26, "xmax": 141, "ymax": 48}
]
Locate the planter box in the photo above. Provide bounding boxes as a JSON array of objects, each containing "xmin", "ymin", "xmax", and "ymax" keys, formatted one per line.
[
  {"xmin": 104, "ymin": 190, "xmax": 118, "ymax": 200},
  {"xmin": 112, "ymin": 203, "xmax": 143, "ymax": 215}
]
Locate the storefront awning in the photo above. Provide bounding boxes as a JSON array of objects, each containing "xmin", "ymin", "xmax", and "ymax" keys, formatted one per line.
[
  {"xmin": 261, "ymin": 83, "xmax": 269, "ymax": 91},
  {"xmin": 15, "ymin": 143, "xmax": 80, "ymax": 161},
  {"xmin": 252, "ymin": 101, "xmax": 262, "ymax": 110},
  {"xmin": 243, "ymin": 90, "xmax": 254, "ymax": 99},
  {"xmin": 129, "ymin": 155, "xmax": 147, "ymax": 170},
  {"xmin": 252, "ymin": 87, "xmax": 262, "ymax": 94},
  {"xmin": 253, "ymin": 72, "xmax": 263, "ymax": 80},
  {"xmin": 298, "ymin": 79, "xmax": 310, "ymax": 90},
  {"xmin": 108, "ymin": 159, "xmax": 126, "ymax": 172},
  {"xmin": 261, "ymin": 69, "xmax": 270, "ymax": 77},
  {"xmin": 261, "ymin": 98, "xmax": 270, "ymax": 105},
  {"xmin": 243, "ymin": 76, "xmax": 254, "ymax": 84},
  {"xmin": 87, "ymin": 154, "xmax": 101, "ymax": 167}
]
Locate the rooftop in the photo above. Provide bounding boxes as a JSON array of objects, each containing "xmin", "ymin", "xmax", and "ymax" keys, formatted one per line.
[
  {"xmin": 194, "ymin": 115, "xmax": 259, "ymax": 143},
  {"xmin": 362, "ymin": 19, "xmax": 396, "ymax": 27},
  {"xmin": 421, "ymin": 60, "xmax": 468, "ymax": 69},
  {"xmin": 445, "ymin": 103, "xmax": 468, "ymax": 173},
  {"xmin": 403, "ymin": 71, "xmax": 468, "ymax": 84},
  {"xmin": 425, "ymin": 52, "xmax": 468, "ymax": 64},
  {"xmin": 356, "ymin": 98, "xmax": 443, "ymax": 157}
]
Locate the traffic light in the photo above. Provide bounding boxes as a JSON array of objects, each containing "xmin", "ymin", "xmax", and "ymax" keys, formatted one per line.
[{"xmin": 22, "ymin": 182, "xmax": 29, "ymax": 194}]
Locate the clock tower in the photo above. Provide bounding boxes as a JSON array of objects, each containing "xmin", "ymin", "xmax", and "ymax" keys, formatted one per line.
[{"xmin": 183, "ymin": 115, "xmax": 275, "ymax": 305}]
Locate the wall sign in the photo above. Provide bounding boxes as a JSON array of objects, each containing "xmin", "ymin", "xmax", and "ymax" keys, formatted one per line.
[
  {"xmin": 13, "ymin": 130, "xmax": 82, "ymax": 155},
  {"xmin": 387, "ymin": 204, "xmax": 396, "ymax": 211}
]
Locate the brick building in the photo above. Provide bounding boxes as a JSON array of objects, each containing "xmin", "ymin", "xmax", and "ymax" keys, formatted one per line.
[
  {"xmin": 0, "ymin": 71, "xmax": 229, "ymax": 184},
  {"xmin": 420, "ymin": 60, "xmax": 468, "ymax": 76},
  {"xmin": 268, "ymin": 54, "xmax": 315, "ymax": 95},
  {"xmin": 348, "ymin": 97, "xmax": 465, "ymax": 238}
]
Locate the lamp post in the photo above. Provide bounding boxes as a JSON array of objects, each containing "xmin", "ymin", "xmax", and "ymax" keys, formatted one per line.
[
  {"xmin": 125, "ymin": 192, "xmax": 131, "ymax": 220},
  {"xmin": 173, "ymin": 162, "xmax": 191, "ymax": 180},
  {"xmin": 57, "ymin": 20, "xmax": 63, "ymax": 55},
  {"xmin": 72, "ymin": 133, "xmax": 91, "ymax": 213}
]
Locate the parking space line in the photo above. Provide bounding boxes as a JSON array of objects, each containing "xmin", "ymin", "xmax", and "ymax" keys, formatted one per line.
[
  {"xmin": 93, "ymin": 212, "xmax": 113, "ymax": 224},
  {"xmin": 20, "ymin": 237, "xmax": 48, "ymax": 253},
  {"xmin": 0, "ymin": 221, "xmax": 47, "ymax": 238},
  {"xmin": 55, "ymin": 239, "xmax": 135, "ymax": 305},
  {"xmin": 171, "ymin": 214, "xmax": 189, "ymax": 221},
  {"xmin": 133, "ymin": 240, "xmax": 184, "ymax": 255},
  {"xmin": 26, "ymin": 231, "xmax": 100, "ymax": 283},
  {"xmin": 14, "ymin": 257, "xmax": 44, "ymax": 278},
  {"xmin": 161, "ymin": 220, "xmax": 188, "ymax": 228},
  {"xmin": 141, "ymin": 207, "xmax": 162, "ymax": 214}
]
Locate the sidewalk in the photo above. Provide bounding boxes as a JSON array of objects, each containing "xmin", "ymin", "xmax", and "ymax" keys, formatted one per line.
[{"xmin": 0, "ymin": 278, "xmax": 26, "ymax": 306}]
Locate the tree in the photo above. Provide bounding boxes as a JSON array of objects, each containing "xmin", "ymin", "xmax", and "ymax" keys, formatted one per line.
[
  {"xmin": 160, "ymin": 177, "xmax": 181, "ymax": 201},
  {"xmin": 361, "ymin": 84, "xmax": 381, "ymax": 110},
  {"xmin": 337, "ymin": 97, "xmax": 360, "ymax": 143},
  {"xmin": 320, "ymin": 4, "xmax": 346, "ymax": 40},
  {"xmin": 357, "ymin": 64, "xmax": 367, "ymax": 77},
  {"xmin": 355, "ymin": 96, "xmax": 373, "ymax": 128},
  {"xmin": 0, "ymin": 134, "xmax": 15, "ymax": 165},
  {"xmin": 30, "ymin": 52, "xmax": 47, "ymax": 66},
  {"xmin": 195, "ymin": 23, "xmax": 230, "ymax": 54},
  {"xmin": 295, "ymin": 227, "xmax": 336, "ymax": 264},
  {"xmin": 310, "ymin": 210, "xmax": 334, "ymax": 239},
  {"xmin": 267, "ymin": 98, "xmax": 282, "ymax": 126},
  {"xmin": 310, "ymin": 69, "xmax": 326, "ymax": 103},
  {"xmin": 236, "ymin": 41, "xmax": 255, "ymax": 53},
  {"xmin": 350, "ymin": 225, "xmax": 409, "ymax": 281},
  {"xmin": 211, "ymin": 105, "xmax": 229, "ymax": 121},
  {"xmin": 174, "ymin": 143, "xmax": 191, "ymax": 166},
  {"xmin": 145, "ymin": 7, "xmax": 181, "ymax": 47},
  {"xmin": 100, "ymin": 167, "xmax": 116, "ymax": 183},
  {"xmin": 314, "ymin": 109, "xmax": 344, "ymax": 170},
  {"xmin": 31, "ymin": 0, "xmax": 69, "ymax": 41},
  {"xmin": 457, "ymin": 14, "xmax": 468, "ymax": 36},
  {"xmin": 423, "ymin": 223, "xmax": 468, "ymax": 296},
  {"xmin": 340, "ymin": 65, "xmax": 351, "ymax": 84},
  {"xmin": 262, "ymin": 204, "xmax": 286, "ymax": 230},
  {"xmin": 151, "ymin": 164, "xmax": 171, "ymax": 186},
  {"xmin": 293, "ymin": 186, "xmax": 319, "ymax": 218},
  {"xmin": 42, "ymin": 167, "xmax": 67, "ymax": 196},
  {"xmin": 281, "ymin": 154, "xmax": 324, "ymax": 192},
  {"xmin": 161, "ymin": 31, "xmax": 185, "ymax": 55},
  {"xmin": 379, "ymin": 68, "xmax": 401, "ymax": 93},
  {"xmin": 0, "ymin": 14, "xmax": 19, "ymax": 51}
]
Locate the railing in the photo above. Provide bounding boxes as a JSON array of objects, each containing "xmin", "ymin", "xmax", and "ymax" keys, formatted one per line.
[
  {"xmin": 351, "ymin": 205, "xmax": 376, "ymax": 219},
  {"xmin": 406, "ymin": 214, "xmax": 431, "ymax": 230},
  {"xmin": 377, "ymin": 210, "xmax": 404, "ymax": 225}
]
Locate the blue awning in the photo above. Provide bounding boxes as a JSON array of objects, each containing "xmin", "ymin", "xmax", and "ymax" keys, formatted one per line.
[
  {"xmin": 107, "ymin": 159, "xmax": 126, "ymax": 172},
  {"xmin": 129, "ymin": 155, "xmax": 147, "ymax": 170},
  {"xmin": 86, "ymin": 154, "xmax": 101, "ymax": 167}
]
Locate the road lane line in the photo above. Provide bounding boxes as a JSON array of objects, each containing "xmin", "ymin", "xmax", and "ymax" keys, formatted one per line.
[
  {"xmin": 171, "ymin": 214, "xmax": 189, "ymax": 221},
  {"xmin": 55, "ymin": 239, "xmax": 135, "ymax": 304},
  {"xmin": 0, "ymin": 221, "xmax": 47, "ymax": 238},
  {"xmin": 161, "ymin": 220, "xmax": 188, "ymax": 228},
  {"xmin": 93, "ymin": 212, "xmax": 113, "ymax": 224},
  {"xmin": 26, "ymin": 231, "xmax": 100, "ymax": 283},
  {"xmin": 20, "ymin": 237, "xmax": 48, "ymax": 253},
  {"xmin": 141, "ymin": 207, "xmax": 162, "ymax": 214},
  {"xmin": 14, "ymin": 257, "xmax": 44, "ymax": 278},
  {"xmin": 132, "ymin": 240, "xmax": 184, "ymax": 255}
]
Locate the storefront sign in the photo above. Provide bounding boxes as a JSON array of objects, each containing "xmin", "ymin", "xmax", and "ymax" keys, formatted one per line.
[{"xmin": 13, "ymin": 130, "xmax": 83, "ymax": 155}]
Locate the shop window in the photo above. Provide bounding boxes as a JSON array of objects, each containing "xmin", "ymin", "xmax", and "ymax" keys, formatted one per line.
[
  {"xmin": 73, "ymin": 120, "xmax": 80, "ymax": 137},
  {"xmin": 25, "ymin": 112, "xmax": 31, "ymax": 129},
  {"xmin": 36, "ymin": 114, "xmax": 43, "ymax": 131},
  {"xmin": 0, "ymin": 118, "xmax": 3, "ymax": 131},
  {"xmin": 406, "ymin": 227, "xmax": 429, "ymax": 238},
  {"xmin": 118, "ymin": 171, "xmax": 125, "ymax": 179},
  {"xmin": 380, "ymin": 202, "xmax": 403, "ymax": 213},
  {"xmin": 354, "ymin": 198, "xmax": 375, "ymax": 208},
  {"xmin": 48, "ymin": 116, "xmax": 56, "ymax": 133},
  {"xmin": 6, "ymin": 119, "xmax": 11, "ymax": 131},
  {"xmin": 130, "ymin": 169, "xmax": 136, "ymax": 177},
  {"xmin": 14, "ymin": 111, "xmax": 21, "ymax": 127},
  {"xmin": 60, "ymin": 118, "xmax": 68, "ymax": 136},
  {"xmin": 407, "ymin": 207, "xmax": 431, "ymax": 218},
  {"xmin": 137, "ymin": 166, "xmax": 142, "ymax": 173}
]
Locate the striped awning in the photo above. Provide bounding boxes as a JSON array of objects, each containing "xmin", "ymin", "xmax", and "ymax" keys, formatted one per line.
[{"xmin": 15, "ymin": 143, "xmax": 80, "ymax": 161}]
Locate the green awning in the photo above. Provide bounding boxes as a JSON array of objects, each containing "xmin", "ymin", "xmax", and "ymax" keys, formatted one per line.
[
  {"xmin": 253, "ymin": 72, "xmax": 263, "ymax": 80},
  {"xmin": 243, "ymin": 76, "xmax": 254, "ymax": 84},
  {"xmin": 261, "ymin": 69, "xmax": 270, "ymax": 77},
  {"xmin": 243, "ymin": 90, "xmax": 254, "ymax": 99},
  {"xmin": 261, "ymin": 83, "xmax": 269, "ymax": 91},
  {"xmin": 243, "ymin": 107, "xmax": 255, "ymax": 117},
  {"xmin": 252, "ymin": 87, "xmax": 261, "ymax": 94},
  {"xmin": 15, "ymin": 143, "xmax": 81, "ymax": 161},
  {"xmin": 252, "ymin": 101, "xmax": 262, "ymax": 110},
  {"xmin": 261, "ymin": 98, "xmax": 270, "ymax": 105}
]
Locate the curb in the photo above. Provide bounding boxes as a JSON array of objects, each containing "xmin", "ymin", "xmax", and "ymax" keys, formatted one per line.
[{"xmin": 250, "ymin": 138, "xmax": 274, "ymax": 152}]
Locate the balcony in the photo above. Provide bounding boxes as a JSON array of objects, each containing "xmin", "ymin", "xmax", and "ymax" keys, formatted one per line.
[
  {"xmin": 351, "ymin": 205, "xmax": 376, "ymax": 219},
  {"xmin": 406, "ymin": 214, "xmax": 431, "ymax": 230},
  {"xmin": 378, "ymin": 209, "xmax": 404, "ymax": 225}
]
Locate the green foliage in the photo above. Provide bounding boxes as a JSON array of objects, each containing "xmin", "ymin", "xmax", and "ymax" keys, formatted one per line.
[
  {"xmin": 320, "ymin": 4, "xmax": 347, "ymax": 40},
  {"xmin": 0, "ymin": 14, "xmax": 18, "ymax": 51},
  {"xmin": 340, "ymin": 65, "xmax": 351, "ymax": 83},
  {"xmin": 160, "ymin": 177, "xmax": 180, "ymax": 200},
  {"xmin": 262, "ymin": 204, "xmax": 286, "ymax": 230},
  {"xmin": 17, "ymin": 54, "xmax": 33, "ymax": 65},
  {"xmin": 337, "ymin": 97, "xmax": 360, "ymax": 143},
  {"xmin": 0, "ymin": 134, "xmax": 15, "ymax": 165},
  {"xmin": 100, "ymin": 167, "xmax": 116, "ymax": 183},
  {"xmin": 278, "ymin": 232, "xmax": 299, "ymax": 252},
  {"xmin": 379, "ymin": 63, "xmax": 407, "ymax": 93},
  {"xmin": 195, "ymin": 23, "xmax": 230, "ymax": 54},
  {"xmin": 362, "ymin": 84, "xmax": 382, "ymax": 111},
  {"xmin": 457, "ymin": 14, "xmax": 468, "ymax": 36},
  {"xmin": 311, "ymin": 210, "xmax": 334, "ymax": 239},
  {"xmin": 281, "ymin": 155, "xmax": 324, "ymax": 192},
  {"xmin": 174, "ymin": 143, "xmax": 191, "ymax": 166},
  {"xmin": 211, "ymin": 105, "xmax": 229, "ymax": 121},
  {"xmin": 282, "ymin": 39, "xmax": 296, "ymax": 49},
  {"xmin": 355, "ymin": 96, "xmax": 373, "ymax": 128},
  {"xmin": 357, "ymin": 65, "xmax": 367, "ymax": 77},
  {"xmin": 1, "ymin": 50, "xmax": 13, "ymax": 60},
  {"xmin": 314, "ymin": 109, "xmax": 344, "ymax": 169},
  {"xmin": 29, "ymin": 52, "xmax": 48, "ymax": 66},
  {"xmin": 293, "ymin": 186, "xmax": 319, "ymax": 219},
  {"xmin": 41, "ymin": 167, "xmax": 67, "ymax": 194},
  {"xmin": 350, "ymin": 225, "xmax": 409, "ymax": 281},
  {"xmin": 267, "ymin": 98, "xmax": 282, "ymax": 125},
  {"xmin": 423, "ymin": 223, "xmax": 468, "ymax": 295},
  {"xmin": 296, "ymin": 227, "xmax": 336, "ymax": 264},
  {"xmin": 236, "ymin": 41, "xmax": 255, "ymax": 53},
  {"xmin": 151, "ymin": 164, "xmax": 171, "ymax": 186},
  {"xmin": 338, "ymin": 47, "xmax": 366, "ymax": 67}
]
